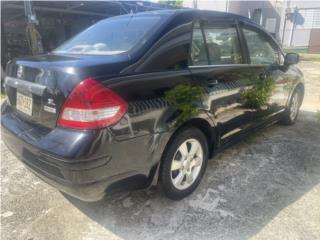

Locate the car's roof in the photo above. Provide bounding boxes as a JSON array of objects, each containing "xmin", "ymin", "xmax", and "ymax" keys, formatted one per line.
[
  {"xmin": 170, "ymin": 9, "xmax": 267, "ymax": 33},
  {"xmin": 160, "ymin": 9, "xmax": 278, "ymax": 46},
  {"xmin": 105, "ymin": 8, "xmax": 273, "ymax": 43},
  {"xmin": 117, "ymin": 8, "xmax": 261, "ymax": 28},
  {"xmin": 126, "ymin": 8, "xmax": 251, "ymax": 21},
  {"xmin": 174, "ymin": 8, "xmax": 247, "ymax": 18}
]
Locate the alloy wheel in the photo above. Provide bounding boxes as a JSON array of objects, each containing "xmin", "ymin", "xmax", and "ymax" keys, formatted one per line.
[
  {"xmin": 290, "ymin": 92, "xmax": 299, "ymax": 121},
  {"xmin": 170, "ymin": 138, "xmax": 203, "ymax": 190}
]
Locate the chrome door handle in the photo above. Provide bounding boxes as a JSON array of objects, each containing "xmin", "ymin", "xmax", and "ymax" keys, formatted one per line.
[
  {"xmin": 259, "ymin": 73, "xmax": 267, "ymax": 80},
  {"xmin": 207, "ymin": 79, "xmax": 218, "ymax": 87}
]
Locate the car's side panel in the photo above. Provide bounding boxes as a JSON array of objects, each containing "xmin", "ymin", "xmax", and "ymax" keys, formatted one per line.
[
  {"xmin": 104, "ymin": 69, "xmax": 217, "ymax": 188},
  {"xmin": 249, "ymin": 64, "xmax": 291, "ymax": 115},
  {"xmin": 187, "ymin": 18, "xmax": 259, "ymax": 145},
  {"xmin": 107, "ymin": 70, "xmax": 194, "ymax": 137},
  {"xmin": 283, "ymin": 65, "xmax": 304, "ymax": 107},
  {"xmin": 189, "ymin": 65, "xmax": 255, "ymax": 144}
]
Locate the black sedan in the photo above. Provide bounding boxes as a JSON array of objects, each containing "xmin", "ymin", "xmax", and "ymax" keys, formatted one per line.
[{"xmin": 1, "ymin": 9, "xmax": 304, "ymax": 201}]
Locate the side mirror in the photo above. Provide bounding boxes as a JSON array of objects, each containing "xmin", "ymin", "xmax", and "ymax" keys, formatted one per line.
[{"xmin": 284, "ymin": 53, "xmax": 299, "ymax": 66}]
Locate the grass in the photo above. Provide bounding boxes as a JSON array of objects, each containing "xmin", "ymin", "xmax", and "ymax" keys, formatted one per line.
[
  {"xmin": 1, "ymin": 93, "xmax": 6, "ymax": 100},
  {"xmin": 283, "ymin": 47, "xmax": 308, "ymax": 54},
  {"xmin": 299, "ymin": 54, "xmax": 320, "ymax": 62}
]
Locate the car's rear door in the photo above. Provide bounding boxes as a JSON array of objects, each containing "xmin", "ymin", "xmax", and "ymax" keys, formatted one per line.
[{"xmin": 189, "ymin": 18, "xmax": 256, "ymax": 145}]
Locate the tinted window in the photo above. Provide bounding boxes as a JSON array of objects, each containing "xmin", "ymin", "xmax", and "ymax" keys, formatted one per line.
[
  {"xmin": 54, "ymin": 14, "xmax": 167, "ymax": 55},
  {"xmin": 141, "ymin": 43, "xmax": 189, "ymax": 71},
  {"xmin": 136, "ymin": 24, "xmax": 191, "ymax": 72},
  {"xmin": 191, "ymin": 23, "xmax": 208, "ymax": 65},
  {"xmin": 243, "ymin": 28, "xmax": 280, "ymax": 64},
  {"xmin": 203, "ymin": 24, "xmax": 242, "ymax": 64}
]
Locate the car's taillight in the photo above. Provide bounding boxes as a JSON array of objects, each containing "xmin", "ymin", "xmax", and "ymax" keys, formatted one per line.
[{"xmin": 58, "ymin": 78, "xmax": 128, "ymax": 129}]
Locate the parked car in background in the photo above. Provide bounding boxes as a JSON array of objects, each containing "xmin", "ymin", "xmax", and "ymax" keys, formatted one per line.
[{"xmin": 1, "ymin": 9, "xmax": 304, "ymax": 201}]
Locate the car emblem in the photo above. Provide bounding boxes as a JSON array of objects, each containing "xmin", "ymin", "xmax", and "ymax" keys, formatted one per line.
[
  {"xmin": 47, "ymin": 98, "xmax": 56, "ymax": 106},
  {"xmin": 17, "ymin": 65, "xmax": 23, "ymax": 79},
  {"xmin": 44, "ymin": 98, "xmax": 56, "ymax": 113}
]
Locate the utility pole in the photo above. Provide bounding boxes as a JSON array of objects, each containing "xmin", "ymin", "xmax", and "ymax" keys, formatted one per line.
[
  {"xmin": 24, "ymin": 0, "xmax": 37, "ymax": 24},
  {"xmin": 289, "ymin": 7, "xmax": 298, "ymax": 47},
  {"xmin": 282, "ymin": 9, "xmax": 288, "ymax": 46},
  {"xmin": 193, "ymin": 0, "xmax": 198, "ymax": 9},
  {"xmin": 24, "ymin": 0, "xmax": 44, "ymax": 55}
]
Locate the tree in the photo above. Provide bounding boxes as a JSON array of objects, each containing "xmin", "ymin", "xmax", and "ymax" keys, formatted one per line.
[{"xmin": 159, "ymin": 0, "xmax": 183, "ymax": 7}]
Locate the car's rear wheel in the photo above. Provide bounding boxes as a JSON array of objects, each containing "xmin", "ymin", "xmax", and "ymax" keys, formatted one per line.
[
  {"xmin": 280, "ymin": 88, "xmax": 302, "ymax": 125},
  {"xmin": 160, "ymin": 127, "xmax": 208, "ymax": 200}
]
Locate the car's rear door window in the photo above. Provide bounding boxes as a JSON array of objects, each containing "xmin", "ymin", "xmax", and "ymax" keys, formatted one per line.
[
  {"xmin": 242, "ymin": 27, "xmax": 280, "ymax": 65},
  {"xmin": 191, "ymin": 22, "xmax": 208, "ymax": 66},
  {"xmin": 203, "ymin": 24, "xmax": 242, "ymax": 65}
]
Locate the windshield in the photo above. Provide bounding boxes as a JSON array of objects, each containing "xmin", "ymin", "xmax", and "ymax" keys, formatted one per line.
[{"xmin": 54, "ymin": 14, "xmax": 165, "ymax": 55}]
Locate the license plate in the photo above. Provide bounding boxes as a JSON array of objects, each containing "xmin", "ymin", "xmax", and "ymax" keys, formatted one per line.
[{"xmin": 16, "ymin": 92, "xmax": 33, "ymax": 116}]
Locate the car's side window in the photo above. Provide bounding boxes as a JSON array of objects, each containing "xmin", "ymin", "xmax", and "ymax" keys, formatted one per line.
[
  {"xmin": 203, "ymin": 24, "xmax": 242, "ymax": 65},
  {"xmin": 191, "ymin": 22, "xmax": 208, "ymax": 66},
  {"xmin": 136, "ymin": 24, "xmax": 191, "ymax": 72},
  {"xmin": 242, "ymin": 27, "xmax": 280, "ymax": 65}
]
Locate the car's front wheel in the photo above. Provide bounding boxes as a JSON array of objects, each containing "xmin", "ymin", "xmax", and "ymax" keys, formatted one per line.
[
  {"xmin": 280, "ymin": 88, "xmax": 302, "ymax": 125},
  {"xmin": 160, "ymin": 127, "xmax": 208, "ymax": 200}
]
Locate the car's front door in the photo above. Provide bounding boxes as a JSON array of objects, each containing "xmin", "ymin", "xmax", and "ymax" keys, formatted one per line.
[
  {"xmin": 240, "ymin": 23, "xmax": 291, "ymax": 123},
  {"xmin": 189, "ymin": 20, "xmax": 256, "ymax": 145}
]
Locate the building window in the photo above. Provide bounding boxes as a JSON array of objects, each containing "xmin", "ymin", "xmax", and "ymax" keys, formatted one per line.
[
  {"xmin": 296, "ymin": 9, "xmax": 320, "ymax": 29},
  {"xmin": 252, "ymin": 9, "xmax": 262, "ymax": 25}
]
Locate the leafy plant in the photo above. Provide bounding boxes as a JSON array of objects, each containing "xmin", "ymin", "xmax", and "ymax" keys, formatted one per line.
[
  {"xmin": 158, "ymin": 0, "xmax": 183, "ymax": 7},
  {"xmin": 165, "ymin": 83, "xmax": 206, "ymax": 126},
  {"xmin": 241, "ymin": 77, "xmax": 276, "ymax": 109}
]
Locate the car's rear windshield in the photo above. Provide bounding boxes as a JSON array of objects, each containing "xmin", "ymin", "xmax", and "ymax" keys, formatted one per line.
[{"xmin": 54, "ymin": 13, "xmax": 168, "ymax": 55}]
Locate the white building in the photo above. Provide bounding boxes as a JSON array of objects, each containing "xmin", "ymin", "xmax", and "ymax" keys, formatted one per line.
[{"xmin": 183, "ymin": 0, "xmax": 320, "ymax": 52}]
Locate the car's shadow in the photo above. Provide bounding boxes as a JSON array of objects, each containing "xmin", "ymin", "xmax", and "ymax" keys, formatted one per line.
[{"xmin": 64, "ymin": 110, "xmax": 320, "ymax": 240}]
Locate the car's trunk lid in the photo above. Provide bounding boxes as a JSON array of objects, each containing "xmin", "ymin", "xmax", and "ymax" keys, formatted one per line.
[{"xmin": 4, "ymin": 53, "xmax": 131, "ymax": 129}]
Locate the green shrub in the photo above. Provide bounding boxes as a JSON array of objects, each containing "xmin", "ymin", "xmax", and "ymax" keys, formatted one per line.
[
  {"xmin": 165, "ymin": 83, "xmax": 206, "ymax": 126},
  {"xmin": 241, "ymin": 77, "xmax": 275, "ymax": 109}
]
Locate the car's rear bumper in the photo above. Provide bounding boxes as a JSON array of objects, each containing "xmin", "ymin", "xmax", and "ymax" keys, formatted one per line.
[
  {"xmin": 2, "ymin": 127, "xmax": 132, "ymax": 201},
  {"xmin": 1, "ymin": 102, "xmax": 164, "ymax": 201}
]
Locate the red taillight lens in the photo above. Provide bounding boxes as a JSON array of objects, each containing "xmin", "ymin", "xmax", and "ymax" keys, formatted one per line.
[{"xmin": 58, "ymin": 78, "xmax": 128, "ymax": 129}]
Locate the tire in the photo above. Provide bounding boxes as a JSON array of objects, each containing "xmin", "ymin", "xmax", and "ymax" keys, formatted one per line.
[
  {"xmin": 160, "ymin": 127, "xmax": 209, "ymax": 200},
  {"xmin": 280, "ymin": 88, "xmax": 302, "ymax": 125}
]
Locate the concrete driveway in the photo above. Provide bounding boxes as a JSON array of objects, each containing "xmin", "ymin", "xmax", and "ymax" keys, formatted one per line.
[{"xmin": 1, "ymin": 62, "xmax": 320, "ymax": 240}]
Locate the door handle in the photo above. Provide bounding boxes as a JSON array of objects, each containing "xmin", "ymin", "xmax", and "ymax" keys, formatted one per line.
[
  {"xmin": 259, "ymin": 73, "xmax": 267, "ymax": 80},
  {"xmin": 207, "ymin": 79, "xmax": 218, "ymax": 87}
]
